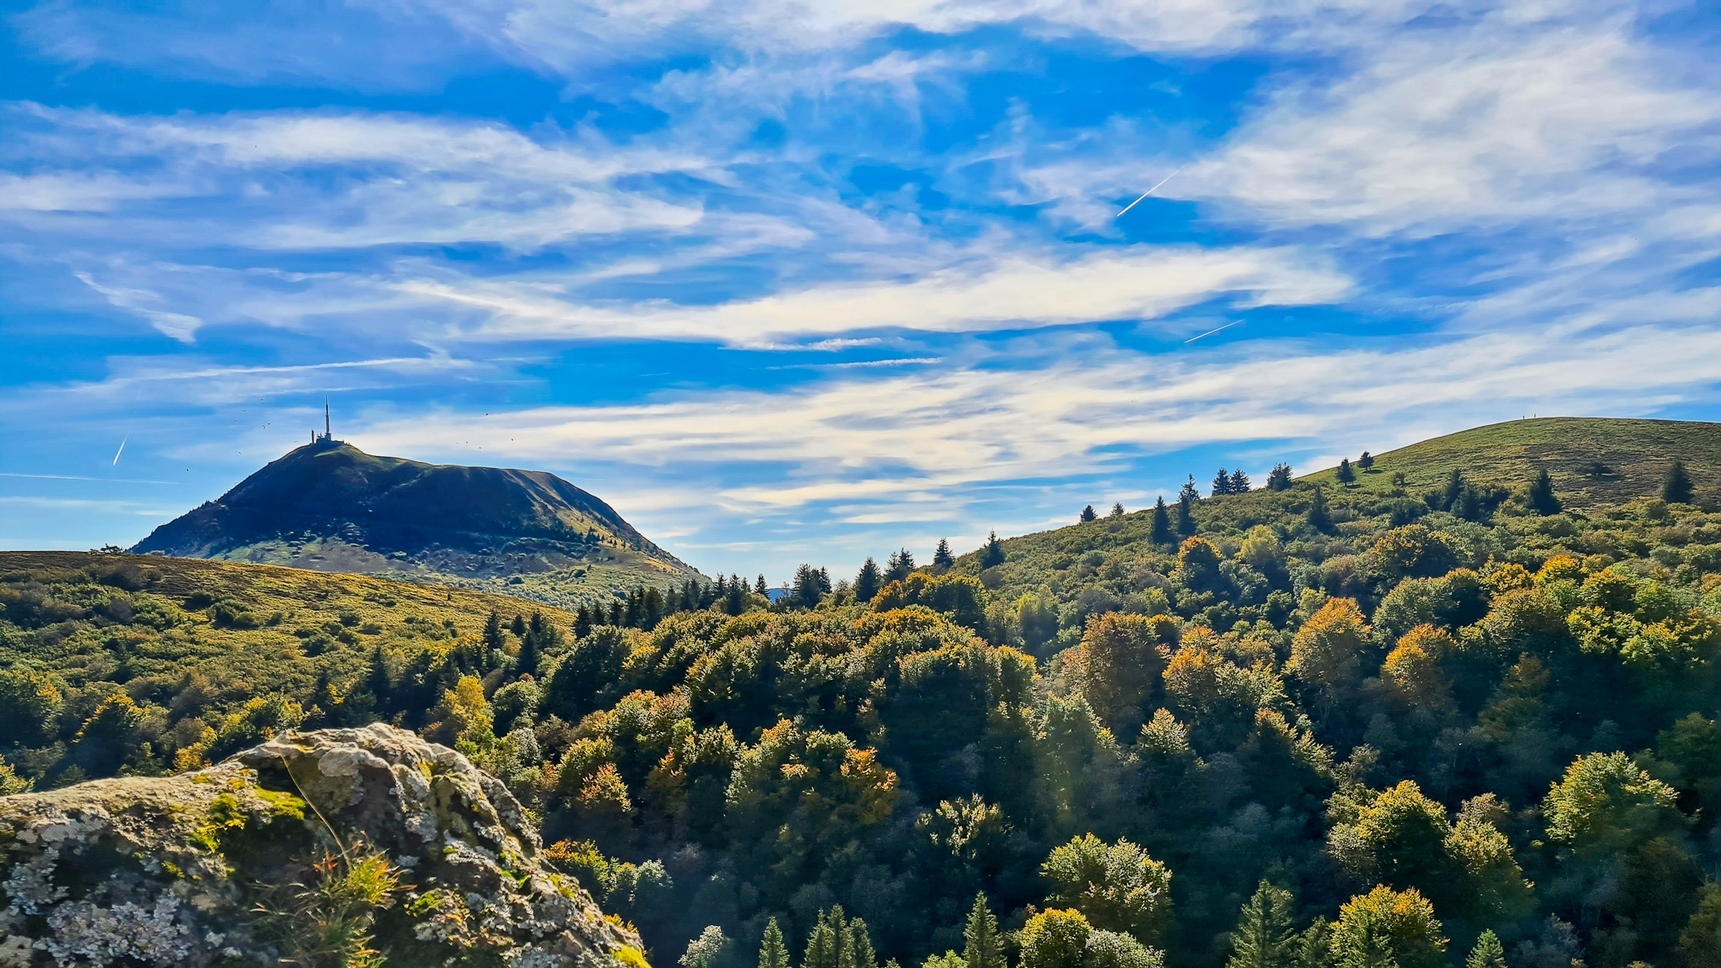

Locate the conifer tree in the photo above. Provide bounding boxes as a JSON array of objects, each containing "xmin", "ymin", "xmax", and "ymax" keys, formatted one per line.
[
  {"xmin": 886, "ymin": 550, "xmax": 915, "ymax": 582},
  {"xmin": 1179, "ymin": 475, "xmax": 1202, "ymax": 504},
  {"xmin": 510, "ymin": 614, "xmax": 527, "ymax": 637},
  {"xmin": 1307, "ymin": 487, "xmax": 1335, "ymax": 534},
  {"xmin": 1177, "ymin": 493, "xmax": 1197, "ymax": 537},
  {"xmin": 757, "ymin": 574, "xmax": 769, "ymax": 596},
  {"xmin": 1464, "ymin": 931, "xmax": 1506, "ymax": 968},
  {"xmin": 760, "ymin": 918, "xmax": 791, "ymax": 968},
  {"xmin": 363, "ymin": 642, "xmax": 393, "ymax": 715},
  {"xmin": 979, "ymin": 531, "xmax": 1006, "ymax": 569},
  {"xmin": 963, "ymin": 894, "xmax": 1004, "ymax": 968},
  {"xmin": 1213, "ymin": 468, "xmax": 1233, "ymax": 496},
  {"xmin": 1081, "ymin": 505, "xmax": 1098, "ymax": 523},
  {"xmin": 934, "ymin": 539, "xmax": 956, "ymax": 569},
  {"xmin": 848, "ymin": 918, "xmax": 876, "ymax": 968},
  {"xmin": 856, "ymin": 558, "xmax": 882, "ymax": 602},
  {"xmin": 1226, "ymin": 881, "xmax": 1297, "ymax": 968},
  {"xmin": 1358, "ymin": 452, "xmax": 1374, "ymax": 473},
  {"xmin": 1440, "ymin": 469, "xmax": 1465, "ymax": 511},
  {"xmin": 1267, "ymin": 463, "xmax": 1293, "ymax": 492},
  {"xmin": 573, "ymin": 606, "xmax": 592, "ymax": 639},
  {"xmin": 1151, "ymin": 497, "xmax": 1174, "ymax": 546},
  {"xmin": 1230, "ymin": 469, "xmax": 1251, "ymax": 493},
  {"xmin": 483, "ymin": 610, "xmax": 505, "ymax": 653},
  {"xmin": 1664, "ymin": 459, "xmax": 1695, "ymax": 504},
  {"xmin": 1336, "ymin": 459, "xmax": 1356, "ymax": 485},
  {"xmin": 1527, "ymin": 469, "xmax": 1562, "ymax": 516},
  {"xmin": 806, "ymin": 908, "xmax": 849, "ymax": 968},
  {"xmin": 1111, "ymin": 502, "xmax": 1125, "ymax": 517},
  {"xmin": 515, "ymin": 625, "xmax": 541, "ymax": 679}
]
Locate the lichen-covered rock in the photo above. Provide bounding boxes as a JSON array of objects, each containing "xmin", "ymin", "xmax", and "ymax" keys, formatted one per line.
[{"xmin": 0, "ymin": 724, "xmax": 645, "ymax": 967}]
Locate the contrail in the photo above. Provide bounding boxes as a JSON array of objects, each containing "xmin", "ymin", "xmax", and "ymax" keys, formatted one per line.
[
  {"xmin": 1184, "ymin": 320, "xmax": 1243, "ymax": 344},
  {"xmin": 112, "ymin": 434, "xmax": 128, "ymax": 466},
  {"xmin": 1116, "ymin": 167, "xmax": 1183, "ymax": 218}
]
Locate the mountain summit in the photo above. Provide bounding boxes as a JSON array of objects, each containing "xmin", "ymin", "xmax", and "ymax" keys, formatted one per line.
[{"xmin": 133, "ymin": 441, "xmax": 693, "ymax": 592}]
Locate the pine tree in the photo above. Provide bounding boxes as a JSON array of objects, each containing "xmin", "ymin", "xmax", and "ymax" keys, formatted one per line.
[
  {"xmin": 510, "ymin": 614, "xmax": 527, "ymax": 637},
  {"xmin": 608, "ymin": 599, "xmax": 624, "ymax": 626},
  {"xmin": 964, "ymin": 894, "xmax": 1004, "ymax": 968},
  {"xmin": 1230, "ymin": 469, "xmax": 1251, "ymax": 493},
  {"xmin": 793, "ymin": 564, "xmax": 825, "ymax": 608},
  {"xmin": 1664, "ymin": 459, "xmax": 1695, "ymax": 504},
  {"xmin": 855, "ymin": 557, "xmax": 882, "ymax": 602},
  {"xmin": 886, "ymin": 550, "xmax": 915, "ymax": 582},
  {"xmin": 516, "ymin": 624, "xmax": 541, "ymax": 678},
  {"xmin": 1151, "ymin": 497, "xmax": 1174, "ymax": 546},
  {"xmin": 1307, "ymin": 486, "xmax": 1335, "ymax": 534},
  {"xmin": 1267, "ymin": 463, "xmax": 1293, "ymax": 492},
  {"xmin": 1081, "ymin": 505, "xmax": 1098, "ymax": 523},
  {"xmin": 760, "ymin": 918, "xmax": 791, "ymax": 968},
  {"xmin": 847, "ymin": 918, "xmax": 876, "ymax": 968},
  {"xmin": 1177, "ymin": 493, "xmax": 1197, "ymax": 537},
  {"xmin": 483, "ymin": 610, "xmax": 505, "ymax": 653},
  {"xmin": 1226, "ymin": 881, "xmax": 1297, "ymax": 968},
  {"xmin": 1213, "ymin": 468, "xmax": 1233, "ymax": 496},
  {"xmin": 756, "ymin": 574, "xmax": 769, "ymax": 596},
  {"xmin": 1110, "ymin": 502, "xmax": 1125, "ymax": 517},
  {"xmin": 1336, "ymin": 459, "xmax": 1356, "ymax": 486},
  {"xmin": 1527, "ymin": 469, "xmax": 1562, "ymax": 516},
  {"xmin": 1179, "ymin": 475, "xmax": 1202, "ymax": 504},
  {"xmin": 1464, "ymin": 931, "xmax": 1506, "ymax": 968},
  {"xmin": 1358, "ymin": 451, "xmax": 1374, "ymax": 473},
  {"xmin": 934, "ymin": 539, "xmax": 956, "ymax": 569},
  {"xmin": 805, "ymin": 909, "xmax": 843, "ymax": 968},
  {"xmin": 979, "ymin": 531, "xmax": 1006, "ymax": 569},
  {"xmin": 363, "ymin": 642, "xmax": 393, "ymax": 716},
  {"xmin": 1440, "ymin": 469, "xmax": 1465, "ymax": 511},
  {"xmin": 574, "ymin": 606, "xmax": 592, "ymax": 639}
]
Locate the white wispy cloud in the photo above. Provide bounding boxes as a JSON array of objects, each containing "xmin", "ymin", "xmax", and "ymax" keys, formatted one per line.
[
  {"xmin": 398, "ymin": 244, "xmax": 1352, "ymax": 343},
  {"xmin": 353, "ymin": 319, "xmax": 1721, "ymax": 521},
  {"xmin": 1185, "ymin": 14, "xmax": 1721, "ymax": 236}
]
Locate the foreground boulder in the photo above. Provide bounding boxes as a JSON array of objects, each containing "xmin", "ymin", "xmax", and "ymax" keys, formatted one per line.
[{"xmin": 0, "ymin": 724, "xmax": 644, "ymax": 967}]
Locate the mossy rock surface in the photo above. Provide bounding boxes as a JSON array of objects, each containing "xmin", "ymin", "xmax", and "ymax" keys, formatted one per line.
[{"xmin": 0, "ymin": 724, "xmax": 641, "ymax": 967}]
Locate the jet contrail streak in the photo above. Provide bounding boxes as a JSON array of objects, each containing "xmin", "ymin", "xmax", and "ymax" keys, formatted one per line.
[
  {"xmin": 1116, "ymin": 167, "xmax": 1183, "ymax": 218},
  {"xmin": 1184, "ymin": 320, "xmax": 1243, "ymax": 344},
  {"xmin": 112, "ymin": 434, "xmax": 127, "ymax": 466}
]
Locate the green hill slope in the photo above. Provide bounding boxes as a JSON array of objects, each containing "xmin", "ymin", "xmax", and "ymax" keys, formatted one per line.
[
  {"xmin": 955, "ymin": 416, "xmax": 1719, "ymax": 651},
  {"xmin": 132, "ymin": 440, "xmax": 697, "ymax": 607},
  {"xmin": 1301, "ymin": 417, "xmax": 1720, "ymax": 505}
]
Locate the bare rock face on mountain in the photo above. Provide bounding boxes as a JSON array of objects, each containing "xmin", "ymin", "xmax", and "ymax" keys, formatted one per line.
[{"xmin": 0, "ymin": 724, "xmax": 644, "ymax": 968}]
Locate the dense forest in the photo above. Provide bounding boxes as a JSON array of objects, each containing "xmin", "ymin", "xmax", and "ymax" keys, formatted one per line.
[{"xmin": 3, "ymin": 447, "xmax": 1720, "ymax": 968}]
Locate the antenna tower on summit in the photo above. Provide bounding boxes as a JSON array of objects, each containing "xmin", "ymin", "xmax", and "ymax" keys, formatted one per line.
[{"xmin": 312, "ymin": 396, "xmax": 339, "ymax": 447}]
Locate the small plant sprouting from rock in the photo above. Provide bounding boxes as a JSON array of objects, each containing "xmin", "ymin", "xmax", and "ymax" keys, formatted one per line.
[{"xmin": 256, "ymin": 844, "xmax": 405, "ymax": 968}]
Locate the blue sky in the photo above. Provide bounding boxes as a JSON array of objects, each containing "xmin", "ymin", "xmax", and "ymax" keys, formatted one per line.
[{"xmin": 3, "ymin": 0, "xmax": 1720, "ymax": 582}]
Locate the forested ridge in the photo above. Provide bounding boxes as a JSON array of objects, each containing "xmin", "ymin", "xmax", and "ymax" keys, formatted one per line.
[{"xmin": 3, "ymin": 428, "xmax": 1720, "ymax": 968}]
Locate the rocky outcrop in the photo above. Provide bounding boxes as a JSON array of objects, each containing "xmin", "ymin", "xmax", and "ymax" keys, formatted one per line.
[{"xmin": 0, "ymin": 724, "xmax": 645, "ymax": 967}]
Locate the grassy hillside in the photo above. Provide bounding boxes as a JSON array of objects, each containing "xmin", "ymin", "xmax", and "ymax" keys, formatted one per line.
[
  {"xmin": 1301, "ymin": 417, "xmax": 1720, "ymax": 506},
  {"xmin": 0, "ymin": 551, "xmax": 573, "ymax": 780},
  {"xmin": 954, "ymin": 417, "xmax": 1719, "ymax": 652}
]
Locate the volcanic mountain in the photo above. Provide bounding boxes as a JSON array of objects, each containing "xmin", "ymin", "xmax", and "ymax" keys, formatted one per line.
[{"xmin": 132, "ymin": 440, "xmax": 695, "ymax": 602}]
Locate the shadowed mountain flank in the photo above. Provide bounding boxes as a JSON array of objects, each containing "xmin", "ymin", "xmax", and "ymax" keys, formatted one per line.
[{"xmin": 132, "ymin": 442, "xmax": 693, "ymax": 586}]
